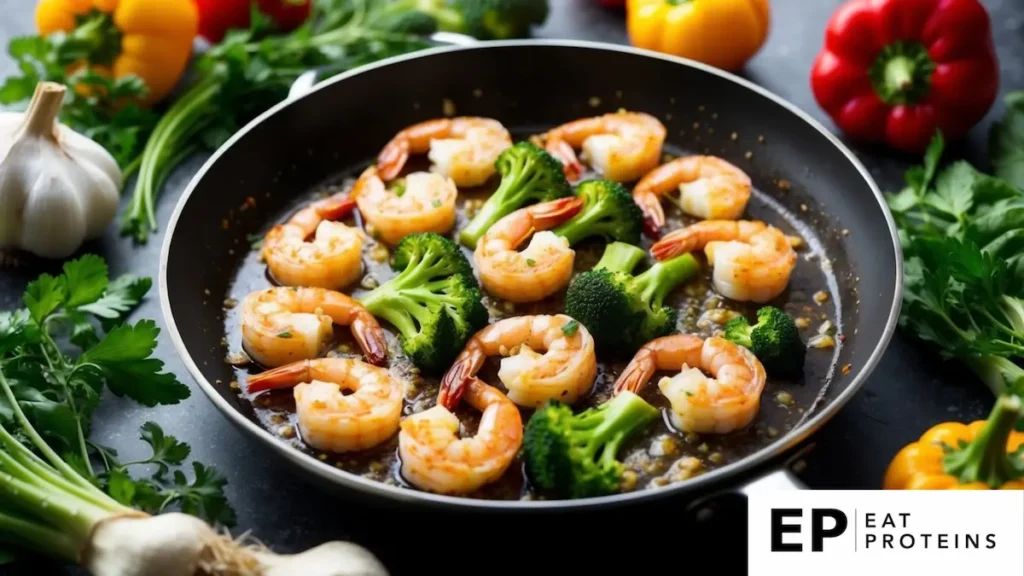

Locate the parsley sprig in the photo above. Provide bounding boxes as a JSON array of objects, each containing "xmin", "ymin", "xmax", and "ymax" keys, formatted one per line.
[
  {"xmin": 886, "ymin": 92, "xmax": 1024, "ymax": 420},
  {"xmin": 0, "ymin": 255, "xmax": 234, "ymax": 526},
  {"xmin": 0, "ymin": 35, "xmax": 157, "ymax": 174}
]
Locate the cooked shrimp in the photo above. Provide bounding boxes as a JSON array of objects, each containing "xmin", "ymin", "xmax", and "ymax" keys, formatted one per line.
[
  {"xmin": 439, "ymin": 314, "xmax": 598, "ymax": 409},
  {"xmin": 350, "ymin": 166, "xmax": 457, "ymax": 245},
  {"xmin": 377, "ymin": 117, "xmax": 512, "ymax": 188},
  {"xmin": 650, "ymin": 219, "xmax": 797, "ymax": 303},
  {"xmin": 473, "ymin": 197, "xmax": 583, "ymax": 303},
  {"xmin": 633, "ymin": 156, "xmax": 752, "ymax": 234},
  {"xmin": 398, "ymin": 377, "xmax": 522, "ymax": 495},
  {"xmin": 261, "ymin": 193, "xmax": 364, "ymax": 289},
  {"xmin": 614, "ymin": 334, "xmax": 767, "ymax": 434},
  {"xmin": 240, "ymin": 286, "xmax": 388, "ymax": 368},
  {"xmin": 539, "ymin": 111, "xmax": 666, "ymax": 182},
  {"xmin": 247, "ymin": 358, "xmax": 404, "ymax": 453}
]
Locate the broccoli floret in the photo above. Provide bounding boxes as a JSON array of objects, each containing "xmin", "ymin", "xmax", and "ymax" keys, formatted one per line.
[
  {"xmin": 371, "ymin": 8, "xmax": 440, "ymax": 35},
  {"xmin": 459, "ymin": 141, "xmax": 571, "ymax": 249},
  {"xmin": 565, "ymin": 241, "xmax": 699, "ymax": 356},
  {"xmin": 378, "ymin": 0, "xmax": 548, "ymax": 40},
  {"xmin": 359, "ymin": 233, "xmax": 487, "ymax": 374},
  {"xmin": 523, "ymin": 391, "xmax": 658, "ymax": 499},
  {"xmin": 723, "ymin": 306, "xmax": 806, "ymax": 379},
  {"xmin": 551, "ymin": 180, "xmax": 644, "ymax": 246}
]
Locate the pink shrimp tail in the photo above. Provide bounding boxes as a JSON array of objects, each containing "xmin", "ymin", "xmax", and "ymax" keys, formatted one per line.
[
  {"xmin": 529, "ymin": 196, "xmax": 585, "ymax": 228},
  {"xmin": 312, "ymin": 193, "xmax": 357, "ymax": 220},
  {"xmin": 547, "ymin": 139, "xmax": 584, "ymax": 181},
  {"xmin": 352, "ymin": 316, "xmax": 388, "ymax": 366},
  {"xmin": 377, "ymin": 139, "xmax": 409, "ymax": 182},
  {"xmin": 613, "ymin": 352, "xmax": 653, "ymax": 395},
  {"xmin": 247, "ymin": 360, "xmax": 312, "ymax": 393},
  {"xmin": 438, "ymin": 359, "xmax": 475, "ymax": 410},
  {"xmin": 643, "ymin": 213, "xmax": 662, "ymax": 240},
  {"xmin": 650, "ymin": 231, "xmax": 689, "ymax": 261}
]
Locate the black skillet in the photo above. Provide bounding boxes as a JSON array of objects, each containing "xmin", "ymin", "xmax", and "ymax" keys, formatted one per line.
[{"xmin": 159, "ymin": 39, "xmax": 902, "ymax": 514}]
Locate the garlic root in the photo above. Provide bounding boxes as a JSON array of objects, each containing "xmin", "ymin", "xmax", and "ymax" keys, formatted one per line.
[{"xmin": 83, "ymin": 512, "xmax": 389, "ymax": 576}]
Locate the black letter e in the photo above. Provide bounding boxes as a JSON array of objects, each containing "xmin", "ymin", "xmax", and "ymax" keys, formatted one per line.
[{"xmin": 771, "ymin": 509, "xmax": 802, "ymax": 552}]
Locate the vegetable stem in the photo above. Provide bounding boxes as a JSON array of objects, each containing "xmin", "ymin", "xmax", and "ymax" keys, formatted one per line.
[
  {"xmin": 0, "ymin": 369, "xmax": 94, "ymax": 494},
  {"xmin": 39, "ymin": 332, "xmax": 92, "ymax": 479},
  {"xmin": 0, "ymin": 509, "xmax": 79, "ymax": 563},
  {"xmin": 943, "ymin": 395, "xmax": 1024, "ymax": 487},
  {"xmin": 0, "ymin": 420, "xmax": 116, "ymax": 513},
  {"xmin": 593, "ymin": 241, "xmax": 645, "ymax": 274},
  {"xmin": 0, "ymin": 469, "xmax": 107, "ymax": 543}
]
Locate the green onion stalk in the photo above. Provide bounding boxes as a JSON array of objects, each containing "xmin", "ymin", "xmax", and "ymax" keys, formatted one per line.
[
  {"xmin": 0, "ymin": 365, "xmax": 387, "ymax": 575},
  {"xmin": 120, "ymin": 3, "xmax": 435, "ymax": 242}
]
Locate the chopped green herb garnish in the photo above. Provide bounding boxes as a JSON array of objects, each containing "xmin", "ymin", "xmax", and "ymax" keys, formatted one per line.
[{"xmin": 561, "ymin": 320, "xmax": 579, "ymax": 337}]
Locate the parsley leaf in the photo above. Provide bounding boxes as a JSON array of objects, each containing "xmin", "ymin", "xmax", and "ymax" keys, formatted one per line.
[
  {"xmin": 0, "ymin": 310, "xmax": 39, "ymax": 355},
  {"xmin": 61, "ymin": 254, "xmax": 109, "ymax": 308},
  {"xmin": 106, "ymin": 467, "xmax": 136, "ymax": 506},
  {"xmin": 990, "ymin": 91, "xmax": 1024, "ymax": 191},
  {"xmin": 83, "ymin": 320, "xmax": 190, "ymax": 407},
  {"xmin": 139, "ymin": 421, "xmax": 191, "ymax": 477},
  {"xmin": 176, "ymin": 463, "xmax": 236, "ymax": 527},
  {"xmin": 95, "ymin": 422, "xmax": 236, "ymax": 527},
  {"xmin": 0, "ymin": 256, "xmax": 235, "ymax": 529},
  {"xmin": 23, "ymin": 274, "xmax": 65, "ymax": 323},
  {"xmin": 0, "ymin": 35, "xmax": 156, "ymax": 171},
  {"xmin": 78, "ymin": 274, "xmax": 153, "ymax": 330}
]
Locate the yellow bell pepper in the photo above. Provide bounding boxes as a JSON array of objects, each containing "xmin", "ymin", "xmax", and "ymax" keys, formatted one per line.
[
  {"xmin": 35, "ymin": 0, "xmax": 198, "ymax": 106},
  {"xmin": 884, "ymin": 395, "xmax": 1024, "ymax": 490},
  {"xmin": 626, "ymin": 0, "xmax": 770, "ymax": 72}
]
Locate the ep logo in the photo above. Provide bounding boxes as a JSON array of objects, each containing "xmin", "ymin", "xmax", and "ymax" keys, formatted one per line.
[{"xmin": 771, "ymin": 508, "xmax": 848, "ymax": 552}]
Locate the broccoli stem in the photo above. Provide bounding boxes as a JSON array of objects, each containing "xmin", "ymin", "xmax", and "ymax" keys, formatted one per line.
[
  {"xmin": 551, "ymin": 206, "xmax": 611, "ymax": 247},
  {"xmin": 635, "ymin": 253, "xmax": 701, "ymax": 309},
  {"xmin": 942, "ymin": 395, "xmax": 1024, "ymax": 487},
  {"xmin": 360, "ymin": 285, "xmax": 427, "ymax": 339},
  {"xmin": 593, "ymin": 241, "xmax": 645, "ymax": 274},
  {"xmin": 570, "ymin": 391, "xmax": 659, "ymax": 463},
  {"xmin": 459, "ymin": 169, "xmax": 531, "ymax": 249}
]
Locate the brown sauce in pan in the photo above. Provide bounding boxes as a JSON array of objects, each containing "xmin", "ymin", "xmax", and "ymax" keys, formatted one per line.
[{"xmin": 221, "ymin": 139, "xmax": 843, "ymax": 501}]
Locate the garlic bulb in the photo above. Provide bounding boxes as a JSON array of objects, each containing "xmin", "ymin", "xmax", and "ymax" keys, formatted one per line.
[{"xmin": 0, "ymin": 82, "xmax": 121, "ymax": 259}]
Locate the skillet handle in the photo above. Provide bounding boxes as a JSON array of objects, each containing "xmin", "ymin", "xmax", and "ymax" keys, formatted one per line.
[
  {"xmin": 287, "ymin": 32, "xmax": 479, "ymax": 100},
  {"xmin": 686, "ymin": 442, "xmax": 813, "ymax": 521}
]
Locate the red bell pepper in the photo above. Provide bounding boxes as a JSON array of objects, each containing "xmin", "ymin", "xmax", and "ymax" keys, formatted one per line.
[
  {"xmin": 196, "ymin": 0, "xmax": 312, "ymax": 44},
  {"xmin": 810, "ymin": 0, "xmax": 999, "ymax": 154}
]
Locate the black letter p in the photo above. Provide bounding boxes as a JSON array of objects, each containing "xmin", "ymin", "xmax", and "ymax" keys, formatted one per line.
[{"xmin": 811, "ymin": 509, "xmax": 847, "ymax": 552}]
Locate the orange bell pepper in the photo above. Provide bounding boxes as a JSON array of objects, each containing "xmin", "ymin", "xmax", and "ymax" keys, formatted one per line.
[
  {"xmin": 884, "ymin": 395, "xmax": 1024, "ymax": 490},
  {"xmin": 35, "ymin": 0, "xmax": 198, "ymax": 107},
  {"xmin": 626, "ymin": 0, "xmax": 770, "ymax": 72}
]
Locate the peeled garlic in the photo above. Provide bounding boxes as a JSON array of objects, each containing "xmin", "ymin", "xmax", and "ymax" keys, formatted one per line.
[{"xmin": 0, "ymin": 82, "xmax": 121, "ymax": 259}]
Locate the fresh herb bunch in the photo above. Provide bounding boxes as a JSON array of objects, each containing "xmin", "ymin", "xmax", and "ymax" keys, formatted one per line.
[
  {"xmin": 120, "ymin": 0, "xmax": 442, "ymax": 243},
  {"xmin": 0, "ymin": 255, "xmax": 234, "ymax": 529},
  {"xmin": 989, "ymin": 91, "xmax": 1024, "ymax": 192},
  {"xmin": 0, "ymin": 35, "xmax": 158, "ymax": 174},
  {"xmin": 887, "ymin": 91, "xmax": 1024, "ymax": 417}
]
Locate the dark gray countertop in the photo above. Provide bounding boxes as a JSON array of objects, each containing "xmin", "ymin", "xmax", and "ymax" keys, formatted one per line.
[{"xmin": 1, "ymin": 0, "xmax": 1023, "ymax": 574}]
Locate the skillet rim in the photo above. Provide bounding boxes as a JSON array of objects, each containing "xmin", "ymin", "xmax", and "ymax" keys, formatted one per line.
[{"xmin": 159, "ymin": 39, "xmax": 904, "ymax": 510}]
